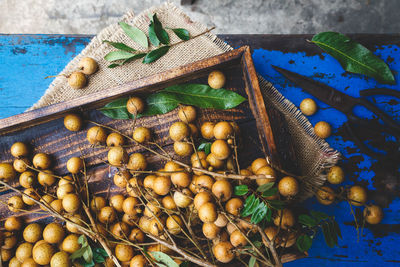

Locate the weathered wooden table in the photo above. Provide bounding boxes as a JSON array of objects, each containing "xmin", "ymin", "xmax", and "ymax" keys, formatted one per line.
[{"xmin": 0, "ymin": 34, "xmax": 399, "ymax": 266}]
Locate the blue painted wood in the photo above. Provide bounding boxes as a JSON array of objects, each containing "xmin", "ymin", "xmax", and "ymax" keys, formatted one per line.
[{"xmin": 0, "ymin": 34, "xmax": 399, "ymax": 265}]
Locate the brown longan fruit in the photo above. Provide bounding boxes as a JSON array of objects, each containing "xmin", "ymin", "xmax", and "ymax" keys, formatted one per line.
[
  {"xmin": 225, "ymin": 198, "xmax": 243, "ymax": 216},
  {"xmin": 211, "ymin": 140, "xmax": 230, "ymax": 160},
  {"xmin": 50, "ymin": 199, "xmax": 64, "ymax": 214},
  {"xmin": 263, "ymin": 226, "xmax": 279, "ymax": 245},
  {"xmin": 5, "ymin": 216, "xmax": 23, "ymax": 231},
  {"xmin": 348, "ymin": 185, "xmax": 367, "ymax": 206},
  {"xmin": 164, "ymin": 161, "xmax": 182, "ymax": 173},
  {"xmin": 11, "ymin": 142, "xmax": 29, "ymax": 158},
  {"xmin": 255, "ymin": 166, "xmax": 277, "ymax": 186},
  {"xmin": 61, "ymin": 234, "xmax": 80, "ymax": 253},
  {"xmin": 1, "ymin": 248, "xmax": 13, "ymax": 262},
  {"xmin": 213, "ymin": 121, "xmax": 233, "ymax": 140},
  {"xmin": 173, "ymin": 189, "xmax": 193, "ymax": 208},
  {"xmin": 314, "ymin": 121, "xmax": 332, "ymax": 139},
  {"xmin": 133, "ymin": 127, "xmax": 151, "ymax": 143},
  {"xmin": 90, "ymin": 196, "xmax": 106, "ymax": 212},
  {"xmin": 129, "ymin": 228, "xmax": 145, "ymax": 243},
  {"xmin": 188, "ymin": 123, "xmax": 199, "ymax": 137},
  {"xmin": 106, "ymin": 132, "xmax": 125, "ymax": 147},
  {"xmin": 138, "ymin": 216, "xmax": 152, "ymax": 233},
  {"xmin": 153, "ymin": 176, "xmax": 172, "ymax": 196},
  {"xmin": 230, "ymin": 229, "xmax": 247, "ymax": 247},
  {"xmin": 162, "ymin": 195, "xmax": 177, "ymax": 210},
  {"xmin": 173, "ymin": 141, "xmax": 193, "ymax": 157},
  {"xmin": 62, "ymin": 193, "xmax": 81, "ymax": 213},
  {"xmin": 212, "ymin": 180, "xmax": 233, "ymax": 202},
  {"xmin": 108, "ymin": 147, "xmax": 128, "ymax": 166},
  {"xmin": 171, "ymin": 172, "xmax": 191, "ymax": 187},
  {"xmin": 122, "ymin": 197, "xmax": 140, "ymax": 216},
  {"xmin": 40, "ymin": 194, "xmax": 55, "ymax": 210},
  {"xmin": 32, "ymin": 241, "xmax": 55, "ymax": 265},
  {"xmin": 278, "ymin": 176, "xmax": 299, "ymax": 197},
  {"xmin": 166, "ymin": 215, "xmax": 183, "ymax": 234},
  {"xmin": 59, "ymin": 176, "xmax": 73, "ymax": 186},
  {"xmin": 316, "ymin": 186, "xmax": 335, "ymax": 205},
  {"xmin": 251, "ymin": 158, "xmax": 268, "ymax": 173},
  {"xmin": 198, "ymin": 202, "xmax": 217, "ymax": 223},
  {"xmin": 300, "ymin": 98, "xmax": 318, "ymax": 116},
  {"xmin": 111, "ymin": 222, "xmax": 130, "ymax": 238},
  {"xmin": 327, "ymin": 166, "xmax": 345, "ymax": 184},
  {"xmin": 194, "ymin": 192, "xmax": 213, "ymax": 211},
  {"xmin": 110, "ymin": 194, "xmax": 125, "ymax": 212},
  {"xmin": 178, "ymin": 106, "xmax": 197, "ymax": 123},
  {"xmin": 32, "ymin": 153, "xmax": 51, "ymax": 170},
  {"xmin": 87, "ymin": 126, "xmax": 107, "ymax": 144},
  {"xmin": 9, "ymin": 257, "xmax": 22, "ymax": 267},
  {"xmin": 200, "ymin": 122, "xmax": 215, "ymax": 139},
  {"xmin": 50, "ymin": 251, "xmax": 71, "ymax": 267},
  {"xmin": 14, "ymin": 158, "xmax": 30, "ymax": 173},
  {"xmin": 57, "ymin": 183, "xmax": 75, "ymax": 199},
  {"xmin": 22, "ymin": 188, "xmax": 40, "ymax": 205},
  {"xmin": 143, "ymin": 174, "xmax": 156, "ymax": 190},
  {"xmin": 43, "ymin": 223, "xmax": 65, "ymax": 244},
  {"xmin": 169, "ymin": 122, "xmax": 190, "ymax": 142},
  {"xmin": 202, "ymin": 222, "xmax": 221, "ymax": 239},
  {"xmin": 130, "ymin": 255, "xmax": 148, "ymax": 267},
  {"xmin": 192, "ymin": 158, "xmax": 209, "ymax": 175},
  {"xmin": 364, "ymin": 205, "xmax": 383, "ymax": 224},
  {"xmin": 65, "ymin": 214, "xmax": 84, "ymax": 234},
  {"xmin": 98, "ymin": 206, "xmax": 117, "ymax": 224},
  {"xmin": 143, "ymin": 201, "xmax": 161, "ymax": 217},
  {"xmin": 63, "ymin": 114, "xmax": 82, "ymax": 132},
  {"xmin": 273, "ymin": 208, "xmax": 295, "ymax": 230},
  {"xmin": 127, "ymin": 97, "xmax": 145, "ymax": 115},
  {"xmin": 191, "ymin": 151, "xmax": 207, "ymax": 163},
  {"xmin": 0, "ymin": 162, "xmax": 16, "ymax": 181},
  {"xmin": 214, "ymin": 213, "xmax": 228, "ymax": 228},
  {"xmin": 78, "ymin": 57, "xmax": 98, "ymax": 75},
  {"xmin": 68, "ymin": 71, "xmax": 86, "ymax": 89},
  {"xmin": 126, "ymin": 177, "xmax": 141, "ymax": 197},
  {"xmin": 122, "ymin": 214, "xmax": 139, "ymax": 228},
  {"xmin": 23, "ymin": 223, "xmax": 42, "ymax": 243},
  {"xmin": 66, "ymin": 157, "xmax": 84, "ymax": 174},
  {"xmin": 148, "ymin": 218, "xmax": 165, "ymax": 236},
  {"xmin": 191, "ymin": 175, "xmax": 215, "ymax": 193},
  {"xmin": 206, "ymin": 153, "xmax": 225, "ymax": 169},
  {"xmin": 279, "ymin": 231, "xmax": 297, "ymax": 248},
  {"xmin": 3, "ymin": 232, "xmax": 18, "ymax": 249},
  {"xmin": 127, "ymin": 153, "xmax": 147, "ymax": 172},
  {"xmin": 114, "ymin": 171, "xmax": 130, "ymax": 188},
  {"xmin": 213, "ymin": 241, "xmax": 234, "ymax": 263},
  {"xmin": 37, "ymin": 170, "xmax": 55, "ymax": 187},
  {"xmin": 21, "ymin": 258, "xmax": 39, "ymax": 267},
  {"xmin": 208, "ymin": 70, "xmax": 226, "ymax": 89},
  {"xmin": 8, "ymin": 195, "xmax": 24, "ymax": 212}
]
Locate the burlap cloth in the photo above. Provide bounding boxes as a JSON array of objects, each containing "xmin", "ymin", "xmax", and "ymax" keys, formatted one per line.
[{"xmin": 29, "ymin": 2, "xmax": 339, "ymax": 199}]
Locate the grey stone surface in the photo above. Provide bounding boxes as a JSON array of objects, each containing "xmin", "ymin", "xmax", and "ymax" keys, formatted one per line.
[{"xmin": 0, "ymin": 0, "xmax": 399, "ymax": 34}]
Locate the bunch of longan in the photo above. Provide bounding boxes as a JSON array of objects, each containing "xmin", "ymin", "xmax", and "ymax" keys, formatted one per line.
[
  {"xmin": 299, "ymin": 98, "xmax": 332, "ymax": 139},
  {"xmin": 68, "ymin": 57, "xmax": 98, "ymax": 89}
]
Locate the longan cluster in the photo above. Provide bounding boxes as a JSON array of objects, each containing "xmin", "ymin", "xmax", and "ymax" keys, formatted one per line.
[
  {"xmin": 68, "ymin": 57, "xmax": 98, "ymax": 89},
  {"xmin": 298, "ymin": 98, "xmax": 332, "ymax": 139}
]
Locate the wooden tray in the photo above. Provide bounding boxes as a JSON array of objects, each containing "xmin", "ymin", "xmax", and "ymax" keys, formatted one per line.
[{"xmin": 0, "ymin": 46, "xmax": 302, "ymax": 263}]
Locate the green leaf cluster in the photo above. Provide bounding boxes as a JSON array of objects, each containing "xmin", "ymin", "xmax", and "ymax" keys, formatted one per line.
[
  {"xmin": 151, "ymin": 251, "xmax": 189, "ymax": 267},
  {"xmin": 70, "ymin": 235, "xmax": 108, "ymax": 267},
  {"xmin": 99, "ymin": 84, "xmax": 247, "ymax": 120},
  {"xmin": 197, "ymin": 142, "xmax": 212, "ymax": 155}
]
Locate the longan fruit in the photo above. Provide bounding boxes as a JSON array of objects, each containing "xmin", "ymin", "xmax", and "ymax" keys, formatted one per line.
[
  {"xmin": 300, "ymin": 98, "xmax": 317, "ymax": 116},
  {"xmin": 348, "ymin": 185, "xmax": 367, "ymax": 206},
  {"xmin": 0, "ymin": 162, "xmax": 16, "ymax": 181},
  {"xmin": 127, "ymin": 97, "xmax": 145, "ymax": 115},
  {"xmin": 57, "ymin": 183, "xmax": 75, "ymax": 199},
  {"xmin": 364, "ymin": 205, "xmax": 383, "ymax": 224},
  {"xmin": 279, "ymin": 231, "xmax": 297, "ymax": 248},
  {"xmin": 65, "ymin": 213, "xmax": 84, "ymax": 234},
  {"xmin": 129, "ymin": 228, "xmax": 145, "ymax": 243},
  {"xmin": 213, "ymin": 121, "xmax": 233, "ymax": 140},
  {"xmin": 127, "ymin": 153, "xmax": 147, "ymax": 171},
  {"xmin": 11, "ymin": 142, "xmax": 29, "ymax": 158},
  {"xmin": 61, "ymin": 234, "xmax": 80, "ymax": 253},
  {"xmin": 38, "ymin": 170, "xmax": 56, "ymax": 187},
  {"xmin": 212, "ymin": 180, "xmax": 233, "ymax": 202},
  {"xmin": 273, "ymin": 208, "xmax": 295, "ymax": 230},
  {"xmin": 193, "ymin": 192, "xmax": 213, "ymax": 211},
  {"xmin": 66, "ymin": 157, "xmax": 84, "ymax": 174},
  {"xmin": 8, "ymin": 195, "xmax": 24, "ymax": 212},
  {"xmin": 230, "ymin": 229, "xmax": 247, "ymax": 247},
  {"xmin": 169, "ymin": 122, "xmax": 190, "ymax": 141},
  {"xmin": 114, "ymin": 171, "xmax": 130, "ymax": 188},
  {"xmin": 40, "ymin": 194, "xmax": 55, "ymax": 210},
  {"xmin": 98, "ymin": 206, "xmax": 117, "ymax": 224},
  {"xmin": 87, "ymin": 126, "xmax": 107, "ymax": 144},
  {"xmin": 327, "ymin": 166, "xmax": 344, "ymax": 184},
  {"xmin": 191, "ymin": 151, "xmax": 207, "ymax": 163},
  {"xmin": 316, "ymin": 186, "xmax": 335, "ymax": 205},
  {"xmin": 206, "ymin": 153, "xmax": 225, "ymax": 169},
  {"xmin": 63, "ymin": 114, "xmax": 82, "ymax": 132},
  {"xmin": 62, "ymin": 193, "xmax": 81, "ymax": 213},
  {"xmin": 143, "ymin": 201, "xmax": 161, "ymax": 217},
  {"xmin": 164, "ymin": 161, "xmax": 182, "ymax": 173},
  {"xmin": 111, "ymin": 222, "xmax": 130, "ymax": 238},
  {"xmin": 9, "ymin": 257, "xmax": 22, "ymax": 267},
  {"xmin": 278, "ymin": 176, "xmax": 299, "ymax": 197},
  {"xmin": 255, "ymin": 165, "xmax": 277, "ymax": 186},
  {"xmin": 122, "ymin": 214, "xmax": 139, "ymax": 227},
  {"xmin": 178, "ymin": 106, "xmax": 197, "ymax": 123},
  {"xmin": 106, "ymin": 132, "xmax": 125, "ymax": 147},
  {"xmin": 191, "ymin": 175, "xmax": 214, "ymax": 193},
  {"xmin": 166, "ymin": 215, "xmax": 183, "ymax": 234},
  {"xmin": 192, "ymin": 159, "xmax": 209, "ymax": 175},
  {"xmin": 251, "ymin": 158, "xmax": 268, "ymax": 173},
  {"xmin": 59, "ymin": 176, "xmax": 73, "ymax": 186},
  {"xmin": 200, "ymin": 122, "xmax": 215, "ymax": 139},
  {"xmin": 22, "ymin": 188, "xmax": 40, "ymax": 205},
  {"xmin": 5, "ymin": 216, "xmax": 23, "ymax": 231},
  {"xmin": 32, "ymin": 153, "xmax": 51, "ymax": 170},
  {"xmin": 1, "ymin": 248, "xmax": 13, "ymax": 262},
  {"xmin": 3, "ymin": 232, "xmax": 18, "ymax": 249},
  {"xmin": 32, "ymin": 241, "xmax": 55, "ymax": 265},
  {"xmin": 225, "ymin": 198, "xmax": 243, "ymax": 216},
  {"xmin": 23, "ymin": 223, "xmax": 42, "ymax": 243},
  {"xmin": 16, "ymin": 242, "xmax": 33, "ymax": 262},
  {"xmin": 43, "ymin": 223, "xmax": 65, "ymax": 244},
  {"xmin": 173, "ymin": 141, "xmax": 193, "ymax": 157},
  {"xmin": 50, "ymin": 251, "xmax": 71, "ymax": 267},
  {"xmin": 14, "ymin": 158, "xmax": 30, "ymax": 173},
  {"xmin": 208, "ymin": 70, "xmax": 226, "ymax": 89},
  {"xmin": 133, "ymin": 127, "xmax": 151, "ymax": 143},
  {"xmin": 90, "ymin": 196, "xmax": 106, "ymax": 212},
  {"xmin": 213, "ymin": 241, "xmax": 234, "ymax": 263},
  {"xmin": 50, "ymin": 199, "xmax": 64, "ymax": 214},
  {"xmin": 188, "ymin": 123, "xmax": 199, "ymax": 137},
  {"xmin": 148, "ymin": 217, "xmax": 165, "ymax": 236},
  {"xmin": 211, "ymin": 140, "xmax": 230, "ymax": 160},
  {"xmin": 68, "ymin": 71, "xmax": 86, "ymax": 89},
  {"xmin": 126, "ymin": 177, "xmax": 141, "ymax": 197},
  {"xmin": 21, "ymin": 258, "xmax": 39, "ymax": 267},
  {"xmin": 130, "ymin": 255, "xmax": 148, "ymax": 267},
  {"xmin": 214, "ymin": 213, "xmax": 228, "ymax": 228},
  {"xmin": 143, "ymin": 174, "xmax": 156, "ymax": 190},
  {"xmin": 79, "ymin": 57, "xmax": 98, "ymax": 75},
  {"xmin": 108, "ymin": 147, "xmax": 128, "ymax": 166},
  {"xmin": 153, "ymin": 176, "xmax": 172, "ymax": 196},
  {"xmin": 171, "ymin": 171, "xmax": 191, "ymax": 187},
  {"xmin": 138, "ymin": 216, "xmax": 152, "ymax": 233},
  {"xmin": 202, "ymin": 222, "xmax": 221, "ymax": 239},
  {"xmin": 110, "ymin": 194, "xmax": 125, "ymax": 212},
  {"xmin": 314, "ymin": 121, "xmax": 332, "ymax": 139},
  {"xmin": 263, "ymin": 226, "xmax": 279, "ymax": 245},
  {"xmin": 198, "ymin": 202, "xmax": 217, "ymax": 223},
  {"xmin": 162, "ymin": 195, "xmax": 177, "ymax": 210},
  {"xmin": 173, "ymin": 189, "xmax": 193, "ymax": 208}
]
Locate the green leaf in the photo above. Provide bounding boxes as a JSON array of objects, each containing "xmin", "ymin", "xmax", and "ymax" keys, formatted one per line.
[
  {"xmin": 171, "ymin": 28, "xmax": 190, "ymax": 41},
  {"xmin": 311, "ymin": 32, "xmax": 395, "ymax": 84},
  {"xmin": 310, "ymin": 210, "xmax": 329, "ymax": 222},
  {"xmin": 296, "ymin": 235, "xmax": 313, "ymax": 252},
  {"xmin": 322, "ymin": 223, "xmax": 335, "ymax": 248},
  {"xmin": 70, "ymin": 247, "xmax": 86, "ymax": 261},
  {"xmin": 299, "ymin": 214, "xmax": 318, "ymax": 227},
  {"xmin": 234, "ymin": 185, "xmax": 248, "ymax": 196},
  {"xmin": 198, "ymin": 142, "xmax": 211, "ymax": 155},
  {"xmin": 151, "ymin": 251, "xmax": 179, "ymax": 267},
  {"xmin": 78, "ymin": 235, "xmax": 89, "ymax": 247},
  {"xmin": 76, "ymin": 258, "xmax": 95, "ymax": 267},
  {"xmin": 148, "ymin": 21, "xmax": 160, "ymax": 46},
  {"xmin": 83, "ymin": 247, "xmax": 93, "ymax": 263},
  {"xmin": 143, "ymin": 46, "xmax": 170, "ymax": 64},
  {"xmin": 266, "ymin": 199, "xmax": 285, "ymax": 210},
  {"xmin": 163, "ymin": 84, "xmax": 247, "ymax": 109},
  {"xmin": 265, "ymin": 205, "xmax": 272, "ymax": 222},
  {"xmin": 333, "ymin": 219, "xmax": 342, "ymax": 239},
  {"xmin": 104, "ymin": 50, "xmax": 135, "ymax": 61},
  {"xmin": 249, "ymin": 256, "xmax": 256, "ymax": 267},
  {"xmin": 262, "ymin": 187, "xmax": 278, "ymax": 197},
  {"xmin": 241, "ymin": 195, "xmax": 259, "ymax": 217},
  {"xmin": 257, "ymin": 182, "xmax": 275, "ymax": 193},
  {"xmin": 93, "ymin": 248, "xmax": 108, "ymax": 258},
  {"xmin": 119, "ymin": 21, "xmax": 148, "ymax": 49},
  {"xmin": 180, "ymin": 262, "xmax": 190, "ymax": 267},
  {"xmin": 99, "ymin": 97, "xmax": 131, "ymax": 119},
  {"xmin": 103, "ymin": 40, "xmax": 136, "ymax": 52},
  {"xmin": 251, "ymin": 202, "xmax": 268, "ymax": 224},
  {"xmin": 107, "ymin": 53, "xmax": 146, "ymax": 68},
  {"xmin": 152, "ymin": 14, "xmax": 170, "ymax": 45},
  {"xmin": 93, "ymin": 248, "xmax": 107, "ymax": 263}
]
